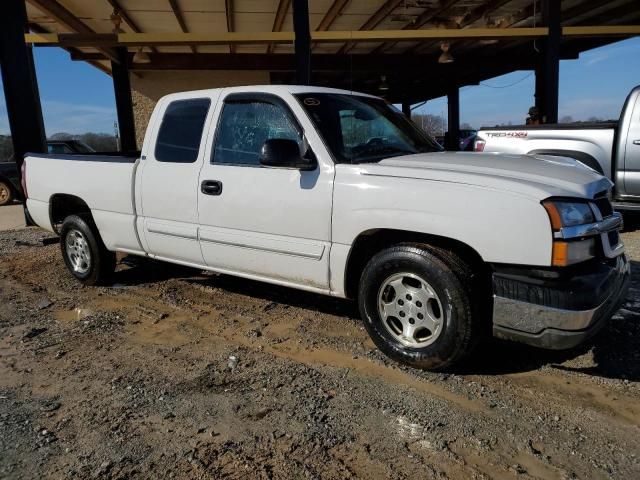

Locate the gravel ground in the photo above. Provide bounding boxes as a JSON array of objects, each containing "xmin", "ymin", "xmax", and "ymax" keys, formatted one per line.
[{"xmin": 0, "ymin": 227, "xmax": 639, "ymax": 479}]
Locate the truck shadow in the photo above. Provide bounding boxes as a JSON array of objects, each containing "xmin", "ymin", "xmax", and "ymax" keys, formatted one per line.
[{"xmin": 114, "ymin": 255, "xmax": 639, "ymax": 381}]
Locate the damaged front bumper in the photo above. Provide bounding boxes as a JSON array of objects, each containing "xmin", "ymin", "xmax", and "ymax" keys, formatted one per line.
[{"xmin": 491, "ymin": 254, "xmax": 630, "ymax": 350}]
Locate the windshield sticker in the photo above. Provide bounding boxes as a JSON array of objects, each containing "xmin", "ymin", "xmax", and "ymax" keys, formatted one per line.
[{"xmin": 303, "ymin": 98, "xmax": 320, "ymax": 106}]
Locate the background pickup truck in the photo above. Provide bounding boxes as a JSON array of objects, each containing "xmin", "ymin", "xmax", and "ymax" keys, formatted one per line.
[
  {"xmin": 0, "ymin": 140, "xmax": 96, "ymax": 206},
  {"xmin": 475, "ymin": 85, "xmax": 640, "ymax": 212},
  {"xmin": 24, "ymin": 85, "xmax": 629, "ymax": 370}
]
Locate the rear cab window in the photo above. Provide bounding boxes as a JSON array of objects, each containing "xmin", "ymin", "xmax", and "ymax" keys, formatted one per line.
[{"xmin": 155, "ymin": 98, "xmax": 211, "ymax": 163}]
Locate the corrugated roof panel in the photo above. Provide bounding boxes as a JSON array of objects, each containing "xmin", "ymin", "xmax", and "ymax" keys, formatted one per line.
[{"xmin": 182, "ymin": 12, "xmax": 228, "ymax": 32}]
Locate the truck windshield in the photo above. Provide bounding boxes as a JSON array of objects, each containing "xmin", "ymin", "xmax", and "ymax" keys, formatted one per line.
[{"xmin": 295, "ymin": 93, "xmax": 441, "ymax": 163}]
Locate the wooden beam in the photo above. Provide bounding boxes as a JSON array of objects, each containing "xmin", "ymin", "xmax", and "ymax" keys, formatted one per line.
[
  {"xmin": 373, "ymin": 0, "xmax": 460, "ymax": 54},
  {"xmin": 563, "ymin": 25, "xmax": 640, "ymax": 36},
  {"xmin": 338, "ymin": 0, "xmax": 403, "ymax": 54},
  {"xmin": 225, "ymin": 0, "xmax": 235, "ymax": 54},
  {"xmin": 168, "ymin": 0, "xmax": 197, "ymax": 53},
  {"xmin": 268, "ymin": 0, "xmax": 291, "ymax": 54},
  {"xmin": 458, "ymin": 0, "xmax": 513, "ymax": 28},
  {"xmin": 105, "ymin": 0, "xmax": 158, "ymax": 54},
  {"xmin": 26, "ymin": 0, "xmax": 120, "ymax": 62},
  {"xmin": 24, "ymin": 26, "xmax": 640, "ymax": 47},
  {"xmin": 68, "ymin": 51, "xmax": 581, "ymax": 74},
  {"xmin": 28, "ymin": 22, "xmax": 111, "ymax": 74},
  {"xmin": 407, "ymin": 0, "xmax": 512, "ymax": 54},
  {"xmin": 317, "ymin": 0, "xmax": 350, "ymax": 31}
]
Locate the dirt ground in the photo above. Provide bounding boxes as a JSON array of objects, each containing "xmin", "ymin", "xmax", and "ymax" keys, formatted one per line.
[{"xmin": 0, "ymin": 226, "xmax": 639, "ymax": 480}]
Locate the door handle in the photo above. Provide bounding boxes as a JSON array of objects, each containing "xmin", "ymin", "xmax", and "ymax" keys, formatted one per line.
[
  {"xmin": 633, "ymin": 140, "xmax": 640, "ymax": 145},
  {"xmin": 201, "ymin": 180, "xmax": 223, "ymax": 196}
]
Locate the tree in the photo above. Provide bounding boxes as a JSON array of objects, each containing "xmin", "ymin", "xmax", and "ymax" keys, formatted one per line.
[
  {"xmin": 411, "ymin": 113, "xmax": 446, "ymax": 138},
  {"xmin": 559, "ymin": 115, "xmax": 574, "ymax": 124},
  {"xmin": 0, "ymin": 135, "xmax": 13, "ymax": 162}
]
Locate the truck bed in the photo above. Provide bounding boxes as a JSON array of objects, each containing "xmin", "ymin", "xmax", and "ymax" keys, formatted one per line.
[{"xmin": 24, "ymin": 152, "xmax": 141, "ymax": 252}]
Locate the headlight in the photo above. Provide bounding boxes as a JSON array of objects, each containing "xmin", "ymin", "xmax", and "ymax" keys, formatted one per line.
[
  {"xmin": 542, "ymin": 199, "xmax": 597, "ymax": 266},
  {"xmin": 542, "ymin": 200, "xmax": 595, "ymax": 230}
]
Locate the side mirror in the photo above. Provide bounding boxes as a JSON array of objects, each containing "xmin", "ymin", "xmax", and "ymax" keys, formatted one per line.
[{"xmin": 259, "ymin": 138, "xmax": 316, "ymax": 171}]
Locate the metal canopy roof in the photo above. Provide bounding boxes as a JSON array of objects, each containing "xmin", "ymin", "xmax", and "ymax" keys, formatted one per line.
[{"xmin": 24, "ymin": 0, "xmax": 640, "ymax": 102}]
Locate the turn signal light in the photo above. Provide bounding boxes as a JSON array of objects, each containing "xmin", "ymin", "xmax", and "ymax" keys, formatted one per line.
[
  {"xmin": 474, "ymin": 139, "xmax": 486, "ymax": 152},
  {"xmin": 551, "ymin": 239, "xmax": 595, "ymax": 267}
]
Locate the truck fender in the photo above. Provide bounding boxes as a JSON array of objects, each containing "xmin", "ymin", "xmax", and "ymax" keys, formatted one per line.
[{"xmin": 527, "ymin": 149, "xmax": 604, "ymax": 175}]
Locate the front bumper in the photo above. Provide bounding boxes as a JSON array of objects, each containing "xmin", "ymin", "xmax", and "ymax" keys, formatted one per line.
[{"xmin": 491, "ymin": 254, "xmax": 630, "ymax": 349}]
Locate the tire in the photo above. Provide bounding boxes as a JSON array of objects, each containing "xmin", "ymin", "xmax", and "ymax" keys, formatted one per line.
[
  {"xmin": 59, "ymin": 215, "xmax": 116, "ymax": 286},
  {"xmin": 0, "ymin": 180, "xmax": 13, "ymax": 206},
  {"xmin": 358, "ymin": 244, "xmax": 480, "ymax": 371}
]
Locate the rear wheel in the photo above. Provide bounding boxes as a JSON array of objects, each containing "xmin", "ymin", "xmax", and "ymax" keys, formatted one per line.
[
  {"xmin": 358, "ymin": 244, "xmax": 480, "ymax": 370},
  {"xmin": 60, "ymin": 215, "xmax": 116, "ymax": 285},
  {"xmin": 0, "ymin": 181, "xmax": 13, "ymax": 206}
]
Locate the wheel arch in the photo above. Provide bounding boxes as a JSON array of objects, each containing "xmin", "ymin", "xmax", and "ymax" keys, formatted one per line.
[
  {"xmin": 343, "ymin": 228, "xmax": 487, "ymax": 300},
  {"xmin": 49, "ymin": 194, "xmax": 94, "ymax": 235}
]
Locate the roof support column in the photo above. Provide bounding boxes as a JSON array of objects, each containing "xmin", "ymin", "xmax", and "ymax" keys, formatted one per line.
[
  {"xmin": 110, "ymin": 47, "xmax": 137, "ymax": 152},
  {"xmin": 535, "ymin": 0, "xmax": 561, "ymax": 124},
  {"xmin": 292, "ymin": 0, "xmax": 311, "ymax": 85},
  {"xmin": 402, "ymin": 102, "xmax": 412, "ymax": 119},
  {"xmin": 446, "ymin": 86, "xmax": 460, "ymax": 151},
  {"xmin": 0, "ymin": 0, "xmax": 47, "ymax": 178}
]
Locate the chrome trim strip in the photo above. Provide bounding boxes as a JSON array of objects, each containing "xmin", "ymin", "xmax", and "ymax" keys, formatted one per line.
[
  {"xmin": 554, "ymin": 212, "xmax": 622, "ymax": 239},
  {"xmin": 147, "ymin": 226, "xmax": 198, "ymax": 241},
  {"xmin": 199, "ymin": 236, "xmax": 325, "ymax": 260}
]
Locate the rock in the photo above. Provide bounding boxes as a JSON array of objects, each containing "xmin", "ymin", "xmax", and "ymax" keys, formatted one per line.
[
  {"xmin": 263, "ymin": 302, "xmax": 278, "ymax": 312},
  {"xmin": 93, "ymin": 461, "xmax": 112, "ymax": 478},
  {"xmin": 37, "ymin": 299, "xmax": 53, "ymax": 310},
  {"xmin": 55, "ymin": 350, "xmax": 66, "ymax": 359},
  {"xmin": 40, "ymin": 402, "xmax": 61, "ymax": 412},
  {"xmin": 247, "ymin": 328, "xmax": 262, "ymax": 338},
  {"xmin": 227, "ymin": 356, "xmax": 239, "ymax": 370},
  {"xmin": 23, "ymin": 327, "xmax": 47, "ymax": 340}
]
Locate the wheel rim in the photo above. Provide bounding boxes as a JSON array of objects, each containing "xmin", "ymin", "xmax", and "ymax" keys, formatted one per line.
[
  {"xmin": 377, "ymin": 272, "xmax": 444, "ymax": 348},
  {"xmin": 65, "ymin": 229, "xmax": 91, "ymax": 275},
  {"xmin": 0, "ymin": 184, "xmax": 9, "ymax": 203}
]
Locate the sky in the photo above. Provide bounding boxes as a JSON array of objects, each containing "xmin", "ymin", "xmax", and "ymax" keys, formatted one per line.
[
  {"xmin": 0, "ymin": 36, "xmax": 639, "ymax": 135},
  {"xmin": 417, "ymin": 36, "xmax": 640, "ymax": 128}
]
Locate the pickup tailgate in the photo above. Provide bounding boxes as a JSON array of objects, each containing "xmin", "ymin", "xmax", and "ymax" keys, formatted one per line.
[{"xmin": 25, "ymin": 153, "xmax": 139, "ymax": 251}]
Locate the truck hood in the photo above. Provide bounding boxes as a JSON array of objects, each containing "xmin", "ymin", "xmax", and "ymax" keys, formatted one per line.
[{"xmin": 360, "ymin": 151, "xmax": 611, "ymax": 200}]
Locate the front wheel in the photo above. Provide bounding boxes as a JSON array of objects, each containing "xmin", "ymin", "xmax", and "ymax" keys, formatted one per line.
[
  {"xmin": 60, "ymin": 215, "xmax": 116, "ymax": 286},
  {"xmin": 358, "ymin": 244, "xmax": 480, "ymax": 370}
]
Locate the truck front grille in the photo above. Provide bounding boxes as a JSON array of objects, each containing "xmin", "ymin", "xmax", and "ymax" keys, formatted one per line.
[{"xmin": 594, "ymin": 195, "xmax": 613, "ymax": 218}]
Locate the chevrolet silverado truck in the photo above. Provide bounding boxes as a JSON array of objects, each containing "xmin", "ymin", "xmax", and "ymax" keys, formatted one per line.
[
  {"xmin": 23, "ymin": 86, "xmax": 630, "ymax": 370},
  {"xmin": 475, "ymin": 85, "xmax": 640, "ymax": 212}
]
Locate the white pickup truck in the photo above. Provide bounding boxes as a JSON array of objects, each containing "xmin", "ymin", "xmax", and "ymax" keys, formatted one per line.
[{"xmin": 23, "ymin": 85, "xmax": 630, "ymax": 370}]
